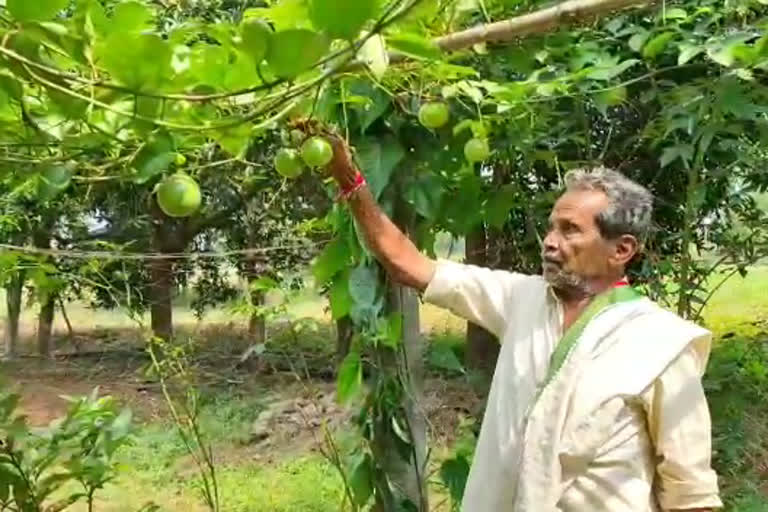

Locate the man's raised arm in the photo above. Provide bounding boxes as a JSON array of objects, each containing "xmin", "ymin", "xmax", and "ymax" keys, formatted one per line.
[{"xmin": 327, "ymin": 136, "xmax": 436, "ymax": 291}]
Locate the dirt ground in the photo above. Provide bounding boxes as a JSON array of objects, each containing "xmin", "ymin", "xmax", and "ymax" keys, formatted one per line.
[{"xmin": 1, "ymin": 341, "xmax": 482, "ymax": 463}]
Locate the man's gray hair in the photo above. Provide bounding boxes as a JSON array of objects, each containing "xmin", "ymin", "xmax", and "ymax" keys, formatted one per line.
[{"xmin": 564, "ymin": 166, "xmax": 653, "ymax": 241}]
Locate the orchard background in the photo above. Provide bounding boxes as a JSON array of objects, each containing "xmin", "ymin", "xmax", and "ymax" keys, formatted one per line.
[{"xmin": 0, "ymin": 0, "xmax": 767, "ymax": 510}]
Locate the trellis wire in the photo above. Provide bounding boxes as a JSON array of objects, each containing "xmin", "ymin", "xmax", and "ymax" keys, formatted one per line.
[{"xmin": 0, "ymin": 240, "xmax": 328, "ymax": 261}]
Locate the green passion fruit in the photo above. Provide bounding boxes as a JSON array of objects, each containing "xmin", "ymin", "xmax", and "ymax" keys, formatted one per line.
[
  {"xmin": 418, "ymin": 102, "xmax": 450, "ymax": 129},
  {"xmin": 300, "ymin": 136, "xmax": 333, "ymax": 168},
  {"xmin": 464, "ymin": 138, "xmax": 490, "ymax": 163},
  {"xmin": 157, "ymin": 173, "xmax": 202, "ymax": 218},
  {"xmin": 274, "ymin": 148, "xmax": 304, "ymax": 178}
]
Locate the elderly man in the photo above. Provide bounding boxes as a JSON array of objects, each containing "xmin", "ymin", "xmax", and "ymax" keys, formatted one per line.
[{"xmin": 325, "ymin": 138, "xmax": 722, "ymax": 512}]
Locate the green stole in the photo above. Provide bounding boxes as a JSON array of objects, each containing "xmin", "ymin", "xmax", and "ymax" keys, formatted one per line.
[{"xmin": 538, "ymin": 285, "xmax": 642, "ymax": 398}]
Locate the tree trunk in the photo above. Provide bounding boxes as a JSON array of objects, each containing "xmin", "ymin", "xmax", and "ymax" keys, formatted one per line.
[
  {"xmin": 148, "ymin": 201, "xmax": 189, "ymax": 342},
  {"xmin": 248, "ymin": 289, "xmax": 266, "ymax": 345},
  {"xmin": 464, "ymin": 224, "xmax": 500, "ymax": 375},
  {"xmin": 3, "ymin": 272, "xmax": 23, "ymax": 360},
  {"xmin": 37, "ymin": 294, "xmax": 55, "ymax": 358},
  {"xmin": 676, "ymin": 165, "xmax": 699, "ymax": 320},
  {"xmin": 335, "ymin": 316, "xmax": 354, "ymax": 366},
  {"xmin": 33, "ymin": 222, "xmax": 55, "ymax": 358},
  {"xmin": 149, "ymin": 256, "xmax": 174, "ymax": 341},
  {"xmin": 371, "ymin": 207, "xmax": 428, "ymax": 512}
]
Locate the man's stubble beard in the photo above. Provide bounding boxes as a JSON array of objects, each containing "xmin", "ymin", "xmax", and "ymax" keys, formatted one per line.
[{"xmin": 541, "ymin": 260, "xmax": 592, "ymax": 298}]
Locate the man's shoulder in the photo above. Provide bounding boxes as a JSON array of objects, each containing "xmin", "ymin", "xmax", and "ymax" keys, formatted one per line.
[
  {"xmin": 445, "ymin": 259, "xmax": 547, "ymax": 285},
  {"xmin": 625, "ymin": 297, "xmax": 710, "ymax": 335},
  {"xmin": 615, "ymin": 298, "xmax": 713, "ymax": 365}
]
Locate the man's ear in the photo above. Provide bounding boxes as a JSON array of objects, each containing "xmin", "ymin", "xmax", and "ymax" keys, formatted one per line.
[{"xmin": 611, "ymin": 234, "xmax": 639, "ymax": 267}]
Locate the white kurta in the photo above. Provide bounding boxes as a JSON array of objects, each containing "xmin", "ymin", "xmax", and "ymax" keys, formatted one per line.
[{"xmin": 423, "ymin": 260, "xmax": 722, "ymax": 512}]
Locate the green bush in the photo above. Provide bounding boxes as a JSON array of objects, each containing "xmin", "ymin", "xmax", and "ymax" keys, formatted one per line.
[{"xmin": 0, "ymin": 387, "xmax": 133, "ymax": 511}]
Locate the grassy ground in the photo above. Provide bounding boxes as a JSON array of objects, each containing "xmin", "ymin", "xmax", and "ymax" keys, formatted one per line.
[{"xmin": 0, "ymin": 265, "xmax": 766, "ymax": 511}]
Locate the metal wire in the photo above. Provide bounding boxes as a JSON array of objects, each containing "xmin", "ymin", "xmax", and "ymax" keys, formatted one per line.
[{"xmin": 0, "ymin": 240, "xmax": 327, "ymax": 261}]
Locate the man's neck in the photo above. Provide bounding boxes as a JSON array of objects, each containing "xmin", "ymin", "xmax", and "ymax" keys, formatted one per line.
[{"xmin": 555, "ymin": 275, "xmax": 625, "ymax": 329}]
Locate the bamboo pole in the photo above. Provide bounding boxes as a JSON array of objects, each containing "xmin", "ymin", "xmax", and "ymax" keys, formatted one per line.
[
  {"xmin": 434, "ymin": 0, "xmax": 650, "ymax": 52},
  {"xmin": 370, "ymin": 0, "xmax": 652, "ymax": 68}
]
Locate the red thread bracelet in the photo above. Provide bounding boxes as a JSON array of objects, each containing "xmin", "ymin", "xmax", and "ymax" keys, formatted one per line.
[{"xmin": 339, "ymin": 171, "xmax": 366, "ymax": 201}]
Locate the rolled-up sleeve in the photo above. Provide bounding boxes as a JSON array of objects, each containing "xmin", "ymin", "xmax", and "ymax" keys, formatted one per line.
[
  {"xmin": 643, "ymin": 344, "xmax": 723, "ymax": 510},
  {"xmin": 422, "ymin": 259, "xmax": 535, "ymax": 338}
]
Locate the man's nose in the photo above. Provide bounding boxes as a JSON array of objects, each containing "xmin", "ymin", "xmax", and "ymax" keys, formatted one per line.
[{"xmin": 543, "ymin": 230, "xmax": 558, "ymax": 252}]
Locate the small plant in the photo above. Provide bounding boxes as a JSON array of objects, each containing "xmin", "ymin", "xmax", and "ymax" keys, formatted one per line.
[
  {"xmin": 0, "ymin": 386, "xmax": 133, "ymax": 512},
  {"xmin": 147, "ymin": 336, "xmax": 220, "ymax": 512},
  {"xmin": 436, "ymin": 416, "xmax": 477, "ymax": 511}
]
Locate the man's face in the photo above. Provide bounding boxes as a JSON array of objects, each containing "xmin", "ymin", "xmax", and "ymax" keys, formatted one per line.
[{"xmin": 542, "ymin": 189, "xmax": 625, "ymax": 294}]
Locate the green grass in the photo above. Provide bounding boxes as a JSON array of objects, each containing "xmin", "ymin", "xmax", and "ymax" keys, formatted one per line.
[
  {"xmin": 74, "ymin": 390, "xmax": 345, "ymax": 512},
  {"xmin": 704, "ymin": 333, "xmax": 768, "ymax": 510},
  {"xmin": 701, "ymin": 266, "xmax": 768, "ymax": 337}
]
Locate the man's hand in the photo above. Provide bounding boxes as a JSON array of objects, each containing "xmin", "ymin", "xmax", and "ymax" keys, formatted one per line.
[
  {"xmin": 326, "ymin": 134, "xmax": 359, "ymax": 191},
  {"xmin": 321, "ymin": 133, "xmax": 436, "ymax": 291}
]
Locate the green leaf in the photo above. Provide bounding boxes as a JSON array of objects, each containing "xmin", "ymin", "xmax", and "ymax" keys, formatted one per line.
[
  {"xmin": 440, "ymin": 456, "xmax": 470, "ymax": 504},
  {"xmin": 663, "ymin": 7, "xmax": 687, "ymax": 19},
  {"xmin": 643, "ymin": 32, "xmax": 676, "ymax": 59},
  {"xmin": 111, "ymin": 408, "xmax": 133, "ymax": 438},
  {"xmin": 387, "ymin": 33, "xmax": 442, "ymax": 61},
  {"xmin": 348, "ymin": 264, "xmax": 378, "ymax": 309},
  {"xmin": 245, "ymin": 1, "xmax": 312, "ymax": 31},
  {"xmin": 356, "ymin": 136, "xmax": 405, "ymax": 199},
  {"xmin": 312, "ymin": 237, "xmax": 350, "ymax": 284},
  {"xmin": 309, "ymin": 0, "xmax": 379, "ymax": 40},
  {"xmin": 593, "ymin": 86, "xmax": 627, "ymax": 115},
  {"xmin": 250, "ymin": 276, "xmax": 279, "ymax": 292},
  {"xmin": 690, "ymin": 184, "xmax": 707, "ymax": 209},
  {"xmin": 484, "ymin": 185, "xmax": 517, "ymax": 229},
  {"xmin": 0, "ymin": 70, "xmax": 23, "ymax": 102},
  {"xmin": 660, "ymin": 144, "xmax": 694, "ymax": 168},
  {"xmin": 380, "ymin": 313, "xmax": 402, "ymax": 348},
  {"xmin": 37, "ymin": 165, "xmax": 72, "ymax": 202},
  {"xmin": 266, "ymin": 29, "xmax": 329, "ymax": 79},
  {"xmin": 337, "ymin": 351, "xmax": 362, "ymax": 403},
  {"xmin": 77, "ymin": 0, "xmax": 109, "ymax": 38},
  {"xmin": 96, "ymin": 33, "xmax": 172, "ymax": 91},
  {"xmin": 191, "ymin": 45, "xmax": 231, "ymax": 89},
  {"xmin": 329, "ymin": 272, "xmax": 352, "ymax": 320},
  {"xmin": 212, "ymin": 124, "xmax": 251, "ymax": 157},
  {"xmin": 240, "ymin": 18, "xmax": 272, "ymax": 65},
  {"xmin": 677, "ymin": 42, "xmax": 703, "ymax": 65},
  {"xmin": 0, "ymin": 479, "xmax": 9, "ymax": 503},
  {"xmin": 111, "ymin": 1, "xmax": 153, "ymax": 33},
  {"xmin": 7, "ymin": 0, "xmax": 67, "ymax": 22},
  {"xmin": 586, "ymin": 59, "xmax": 639, "ymax": 81},
  {"xmin": 628, "ymin": 30, "xmax": 650, "ymax": 53},
  {"xmin": 357, "ymin": 33, "xmax": 388, "ymax": 79},
  {"xmin": 715, "ymin": 79, "xmax": 757, "ymax": 119},
  {"xmin": 429, "ymin": 343, "xmax": 465, "ymax": 374},
  {"xmin": 48, "ymin": 87, "xmax": 89, "ymax": 119},
  {"xmin": 404, "ymin": 174, "xmax": 444, "ymax": 220},
  {"xmin": 708, "ymin": 42, "xmax": 746, "ymax": 68},
  {"xmin": 348, "ymin": 453, "xmax": 374, "ymax": 506},
  {"xmin": 131, "ymin": 132, "xmax": 176, "ymax": 184},
  {"xmin": 345, "ymin": 80, "xmax": 390, "ymax": 133}
]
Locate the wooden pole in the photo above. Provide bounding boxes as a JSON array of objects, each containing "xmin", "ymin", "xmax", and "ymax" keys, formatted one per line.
[
  {"xmin": 352, "ymin": 0, "xmax": 652, "ymax": 70},
  {"xmin": 433, "ymin": 0, "xmax": 650, "ymax": 53}
]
